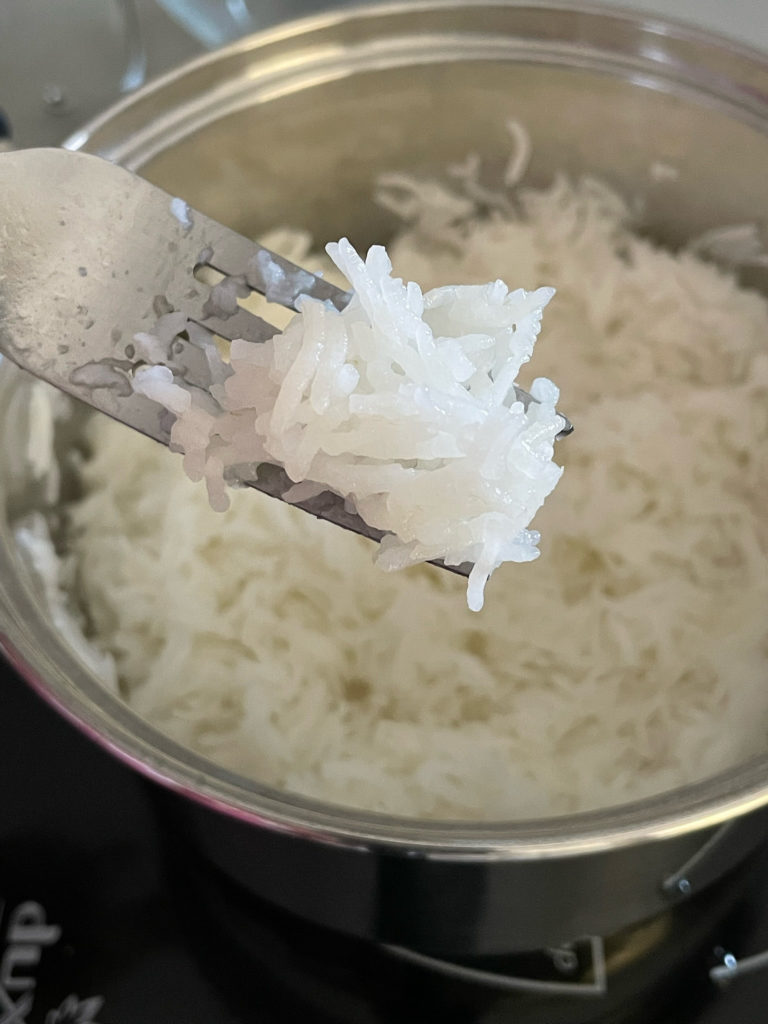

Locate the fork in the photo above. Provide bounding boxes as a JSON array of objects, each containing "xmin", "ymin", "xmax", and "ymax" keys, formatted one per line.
[{"xmin": 0, "ymin": 147, "xmax": 571, "ymax": 577}]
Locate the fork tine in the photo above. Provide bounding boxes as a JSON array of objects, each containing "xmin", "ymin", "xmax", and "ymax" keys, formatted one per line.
[
  {"xmin": 161, "ymin": 205, "xmax": 349, "ymax": 341},
  {"xmin": 194, "ymin": 227, "xmax": 350, "ymax": 312},
  {"xmin": 181, "ymin": 301, "xmax": 279, "ymax": 346},
  {"xmin": 162, "ymin": 264, "xmax": 281, "ymax": 345},
  {"xmin": 195, "ymin": 307, "xmax": 280, "ymax": 344}
]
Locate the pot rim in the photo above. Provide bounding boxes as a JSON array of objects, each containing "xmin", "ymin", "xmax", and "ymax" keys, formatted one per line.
[
  {"xmin": 6, "ymin": 0, "xmax": 766, "ymax": 860},
  {"xmin": 65, "ymin": 0, "xmax": 768, "ymax": 159}
]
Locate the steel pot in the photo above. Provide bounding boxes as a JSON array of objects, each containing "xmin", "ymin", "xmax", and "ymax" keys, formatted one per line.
[{"xmin": 3, "ymin": 0, "xmax": 768, "ymax": 958}]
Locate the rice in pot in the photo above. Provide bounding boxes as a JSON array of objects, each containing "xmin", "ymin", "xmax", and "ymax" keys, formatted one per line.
[
  {"xmin": 132, "ymin": 237, "xmax": 565, "ymax": 612},
  {"xmin": 42, "ymin": 141, "xmax": 768, "ymax": 821}
]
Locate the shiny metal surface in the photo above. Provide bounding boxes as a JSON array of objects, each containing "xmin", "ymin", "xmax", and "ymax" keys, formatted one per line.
[
  {"xmin": 383, "ymin": 935, "xmax": 608, "ymax": 995},
  {"xmin": 153, "ymin": 0, "xmax": 356, "ymax": 48},
  {"xmin": 711, "ymin": 945, "xmax": 768, "ymax": 987},
  {"xmin": 0, "ymin": 145, "xmax": 569, "ymax": 568},
  {"xmin": 0, "ymin": 0, "xmax": 202, "ymax": 149},
  {"xmin": 0, "ymin": 0, "xmax": 147, "ymax": 148},
  {"xmin": 0, "ymin": 147, "xmax": 347, "ymax": 363},
  {"xmin": 3, "ymin": 1, "xmax": 768, "ymax": 956},
  {"xmin": 0, "ymin": 147, "xmax": 340, "ymax": 408},
  {"xmin": 0, "ymin": 147, "xmax": 564, "ymax": 572}
]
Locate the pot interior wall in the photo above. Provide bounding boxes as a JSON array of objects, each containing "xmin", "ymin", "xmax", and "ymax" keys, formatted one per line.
[{"xmin": 134, "ymin": 59, "xmax": 768, "ymax": 292}]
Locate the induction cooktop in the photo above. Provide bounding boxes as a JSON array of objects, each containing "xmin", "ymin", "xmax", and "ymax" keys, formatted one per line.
[{"xmin": 2, "ymin": 665, "xmax": 768, "ymax": 1024}]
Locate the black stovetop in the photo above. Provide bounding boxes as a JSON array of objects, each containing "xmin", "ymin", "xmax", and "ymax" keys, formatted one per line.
[{"xmin": 2, "ymin": 664, "xmax": 767, "ymax": 1024}]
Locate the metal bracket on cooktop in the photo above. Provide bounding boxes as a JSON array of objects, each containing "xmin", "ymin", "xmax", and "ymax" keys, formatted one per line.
[
  {"xmin": 382, "ymin": 934, "xmax": 607, "ymax": 996},
  {"xmin": 710, "ymin": 945, "xmax": 768, "ymax": 987}
]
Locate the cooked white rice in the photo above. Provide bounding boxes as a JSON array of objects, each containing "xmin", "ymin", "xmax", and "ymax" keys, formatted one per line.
[
  {"xmin": 58, "ymin": 152, "xmax": 768, "ymax": 821},
  {"xmin": 133, "ymin": 238, "xmax": 564, "ymax": 611}
]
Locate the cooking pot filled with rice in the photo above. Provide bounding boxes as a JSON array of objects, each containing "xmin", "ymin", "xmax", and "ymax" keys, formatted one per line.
[{"xmin": 3, "ymin": 0, "xmax": 768, "ymax": 957}]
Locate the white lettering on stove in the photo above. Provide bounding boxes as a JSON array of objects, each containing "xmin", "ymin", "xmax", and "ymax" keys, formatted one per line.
[{"xmin": 0, "ymin": 901, "xmax": 61, "ymax": 1024}]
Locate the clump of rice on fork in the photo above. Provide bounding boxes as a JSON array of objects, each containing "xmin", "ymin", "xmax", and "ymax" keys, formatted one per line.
[{"xmin": 134, "ymin": 237, "xmax": 566, "ymax": 610}]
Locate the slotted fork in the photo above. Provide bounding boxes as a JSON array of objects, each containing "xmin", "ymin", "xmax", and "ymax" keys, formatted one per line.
[{"xmin": 0, "ymin": 148, "xmax": 571, "ymax": 577}]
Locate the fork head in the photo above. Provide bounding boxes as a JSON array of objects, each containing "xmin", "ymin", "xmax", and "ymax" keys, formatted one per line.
[{"xmin": 0, "ymin": 147, "xmax": 348, "ymax": 442}]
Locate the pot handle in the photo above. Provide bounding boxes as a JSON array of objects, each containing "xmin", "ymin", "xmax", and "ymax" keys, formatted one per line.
[
  {"xmin": 710, "ymin": 947, "xmax": 768, "ymax": 987},
  {"xmin": 383, "ymin": 935, "xmax": 607, "ymax": 996},
  {"xmin": 662, "ymin": 815, "xmax": 768, "ymax": 900}
]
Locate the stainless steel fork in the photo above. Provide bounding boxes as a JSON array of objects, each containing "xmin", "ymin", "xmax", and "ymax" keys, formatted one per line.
[{"xmin": 0, "ymin": 147, "xmax": 571, "ymax": 576}]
